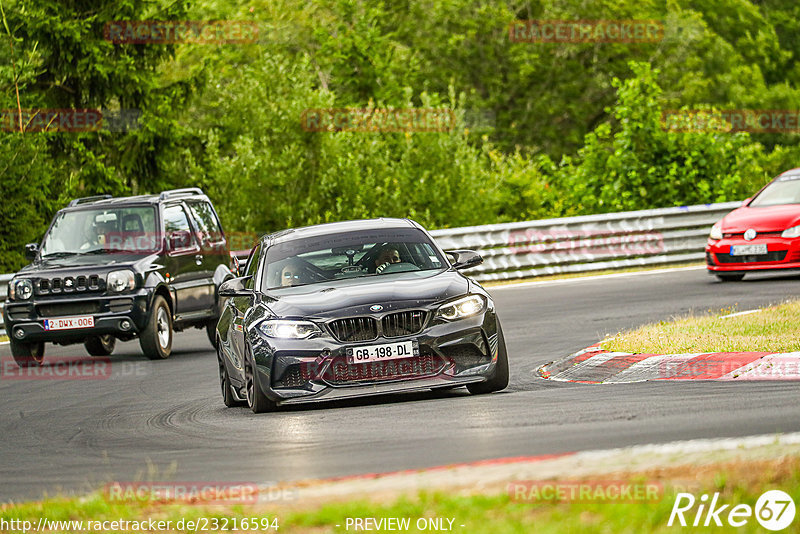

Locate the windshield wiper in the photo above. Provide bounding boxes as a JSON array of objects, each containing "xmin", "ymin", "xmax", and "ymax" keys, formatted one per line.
[{"xmin": 41, "ymin": 251, "xmax": 78, "ymax": 258}]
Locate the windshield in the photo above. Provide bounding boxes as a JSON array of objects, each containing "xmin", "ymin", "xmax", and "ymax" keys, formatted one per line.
[
  {"xmin": 262, "ymin": 228, "xmax": 446, "ymax": 289},
  {"xmin": 749, "ymin": 174, "xmax": 800, "ymax": 207},
  {"xmin": 40, "ymin": 206, "xmax": 159, "ymax": 257}
]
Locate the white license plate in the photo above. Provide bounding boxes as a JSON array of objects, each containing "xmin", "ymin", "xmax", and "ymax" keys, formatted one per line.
[
  {"xmin": 731, "ymin": 244, "xmax": 767, "ymax": 256},
  {"xmin": 347, "ymin": 341, "xmax": 417, "ymax": 364},
  {"xmin": 43, "ymin": 315, "xmax": 95, "ymax": 331}
]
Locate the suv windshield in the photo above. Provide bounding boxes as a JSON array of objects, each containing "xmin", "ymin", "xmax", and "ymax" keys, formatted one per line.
[
  {"xmin": 40, "ymin": 206, "xmax": 159, "ymax": 256},
  {"xmin": 263, "ymin": 228, "xmax": 446, "ymax": 289},
  {"xmin": 750, "ymin": 174, "xmax": 800, "ymax": 207}
]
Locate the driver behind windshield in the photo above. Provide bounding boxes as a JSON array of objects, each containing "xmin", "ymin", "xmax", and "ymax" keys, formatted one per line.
[
  {"xmin": 279, "ymin": 260, "xmax": 309, "ymax": 287},
  {"xmin": 374, "ymin": 246, "xmax": 401, "ymax": 273}
]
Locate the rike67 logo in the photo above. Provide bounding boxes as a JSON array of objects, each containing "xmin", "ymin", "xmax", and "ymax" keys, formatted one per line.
[{"xmin": 669, "ymin": 490, "xmax": 796, "ymax": 531}]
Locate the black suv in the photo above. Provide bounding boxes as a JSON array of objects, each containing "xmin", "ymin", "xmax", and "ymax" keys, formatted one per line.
[{"xmin": 3, "ymin": 188, "xmax": 234, "ymax": 366}]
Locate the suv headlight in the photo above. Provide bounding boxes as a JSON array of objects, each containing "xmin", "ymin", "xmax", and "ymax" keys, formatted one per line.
[
  {"xmin": 709, "ymin": 222, "xmax": 723, "ymax": 241},
  {"xmin": 781, "ymin": 225, "xmax": 800, "ymax": 238},
  {"xmin": 258, "ymin": 319, "xmax": 322, "ymax": 339},
  {"xmin": 435, "ymin": 294, "xmax": 486, "ymax": 321},
  {"xmin": 9, "ymin": 279, "xmax": 33, "ymax": 300},
  {"xmin": 106, "ymin": 270, "xmax": 136, "ymax": 292}
]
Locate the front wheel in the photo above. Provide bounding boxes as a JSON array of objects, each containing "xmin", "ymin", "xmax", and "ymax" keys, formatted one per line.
[
  {"xmin": 85, "ymin": 335, "xmax": 115, "ymax": 356},
  {"xmin": 9, "ymin": 340, "xmax": 45, "ymax": 368},
  {"xmin": 139, "ymin": 296, "xmax": 173, "ymax": 360},
  {"xmin": 716, "ymin": 273, "xmax": 745, "ymax": 282},
  {"xmin": 245, "ymin": 358, "xmax": 276, "ymax": 413},
  {"xmin": 218, "ymin": 346, "xmax": 244, "ymax": 408},
  {"xmin": 468, "ymin": 322, "xmax": 509, "ymax": 395}
]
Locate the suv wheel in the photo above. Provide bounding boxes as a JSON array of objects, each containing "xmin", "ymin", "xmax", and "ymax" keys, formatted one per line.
[
  {"xmin": 10, "ymin": 340, "xmax": 45, "ymax": 368},
  {"xmin": 140, "ymin": 296, "xmax": 173, "ymax": 360},
  {"xmin": 206, "ymin": 320, "xmax": 218, "ymax": 349},
  {"xmin": 85, "ymin": 335, "xmax": 115, "ymax": 356}
]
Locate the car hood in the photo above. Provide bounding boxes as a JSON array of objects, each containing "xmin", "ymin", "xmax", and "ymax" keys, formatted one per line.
[
  {"xmin": 16, "ymin": 253, "xmax": 159, "ymax": 276},
  {"xmin": 720, "ymin": 205, "xmax": 800, "ymax": 233},
  {"xmin": 262, "ymin": 269, "xmax": 470, "ymax": 319}
]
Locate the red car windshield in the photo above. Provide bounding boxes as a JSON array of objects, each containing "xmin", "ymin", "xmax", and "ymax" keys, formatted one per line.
[{"xmin": 750, "ymin": 174, "xmax": 800, "ymax": 207}]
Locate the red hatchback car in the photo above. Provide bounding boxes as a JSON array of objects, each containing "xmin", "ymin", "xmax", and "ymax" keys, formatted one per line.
[{"xmin": 706, "ymin": 168, "xmax": 800, "ymax": 281}]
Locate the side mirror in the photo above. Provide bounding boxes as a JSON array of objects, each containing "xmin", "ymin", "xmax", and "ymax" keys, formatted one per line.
[
  {"xmin": 168, "ymin": 230, "xmax": 192, "ymax": 250},
  {"xmin": 446, "ymin": 249, "xmax": 483, "ymax": 270},
  {"xmin": 219, "ymin": 276, "xmax": 253, "ymax": 297},
  {"xmin": 24, "ymin": 243, "xmax": 39, "ymax": 261}
]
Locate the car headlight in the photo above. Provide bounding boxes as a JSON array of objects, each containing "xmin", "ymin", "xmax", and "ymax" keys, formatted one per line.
[
  {"xmin": 106, "ymin": 270, "xmax": 136, "ymax": 292},
  {"xmin": 258, "ymin": 319, "xmax": 322, "ymax": 339},
  {"xmin": 9, "ymin": 279, "xmax": 33, "ymax": 300},
  {"xmin": 709, "ymin": 222, "xmax": 723, "ymax": 241},
  {"xmin": 781, "ymin": 225, "xmax": 800, "ymax": 238},
  {"xmin": 435, "ymin": 294, "xmax": 486, "ymax": 321}
]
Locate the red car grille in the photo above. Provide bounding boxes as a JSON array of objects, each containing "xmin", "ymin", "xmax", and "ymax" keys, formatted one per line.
[{"xmin": 714, "ymin": 251, "xmax": 787, "ymax": 264}]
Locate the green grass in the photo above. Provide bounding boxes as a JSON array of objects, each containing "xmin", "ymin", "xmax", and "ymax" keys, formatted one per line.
[
  {"xmin": 2, "ymin": 457, "xmax": 799, "ymax": 533},
  {"xmin": 602, "ymin": 299, "xmax": 800, "ymax": 354}
]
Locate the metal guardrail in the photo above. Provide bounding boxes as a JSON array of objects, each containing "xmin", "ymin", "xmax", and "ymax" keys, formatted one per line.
[
  {"xmin": 430, "ymin": 201, "xmax": 741, "ymax": 282},
  {"xmin": 0, "ymin": 202, "xmax": 740, "ymax": 335}
]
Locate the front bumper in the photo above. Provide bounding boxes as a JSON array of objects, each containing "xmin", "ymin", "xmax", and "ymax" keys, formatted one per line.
[
  {"xmin": 248, "ymin": 310, "xmax": 500, "ymax": 406},
  {"xmin": 705, "ymin": 237, "xmax": 800, "ymax": 273},
  {"xmin": 3, "ymin": 290, "xmax": 150, "ymax": 343}
]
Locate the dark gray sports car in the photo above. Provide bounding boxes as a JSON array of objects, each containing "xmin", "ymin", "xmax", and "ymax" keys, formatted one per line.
[{"xmin": 215, "ymin": 218, "xmax": 509, "ymax": 413}]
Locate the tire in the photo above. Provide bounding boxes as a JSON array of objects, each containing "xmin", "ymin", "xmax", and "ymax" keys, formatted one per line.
[
  {"xmin": 218, "ymin": 345, "xmax": 244, "ymax": 407},
  {"xmin": 9, "ymin": 340, "xmax": 45, "ymax": 368},
  {"xmin": 716, "ymin": 273, "xmax": 745, "ymax": 282},
  {"xmin": 245, "ymin": 356, "xmax": 276, "ymax": 413},
  {"xmin": 139, "ymin": 296, "xmax": 173, "ymax": 360},
  {"xmin": 84, "ymin": 335, "xmax": 115, "ymax": 356},
  {"xmin": 468, "ymin": 322, "xmax": 510, "ymax": 395},
  {"xmin": 206, "ymin": 320, "xmax": 218, "ymax": 349}
]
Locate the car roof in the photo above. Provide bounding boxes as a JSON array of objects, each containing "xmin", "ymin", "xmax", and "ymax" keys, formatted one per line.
[
  {"xmin": 264, "ymin": 218, "xmax": 421, "ymax": 244},
  {"xmin": 61, "ymin": 189, "xmax": 209, "ymax": 211},
  {"xmin": 778, "ymin": 168, "xmax": 800, "ymax": 178}
]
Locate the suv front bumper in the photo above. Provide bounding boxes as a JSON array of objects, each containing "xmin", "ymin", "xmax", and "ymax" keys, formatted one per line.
[{"xmin": 3, "ymin": 290, "xmax": 150, "ymax": 343}]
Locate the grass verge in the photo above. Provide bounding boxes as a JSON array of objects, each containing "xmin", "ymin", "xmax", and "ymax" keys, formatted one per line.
[
  {"xmin": 2, "ymin": 457, "xmax": 798, "ymax": 533},
  {"xmin": 602, "ymin": 299, "xmax": 800, "ymax": 354}
]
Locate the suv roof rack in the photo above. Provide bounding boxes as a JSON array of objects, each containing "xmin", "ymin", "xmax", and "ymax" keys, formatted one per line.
[
  {"xmin": 159, "ymin": 187, "xmax": 204, "ymax": 200},
  {"xmin": 68, "ymin": 194, "xmax": 113, "ymax": 207}
]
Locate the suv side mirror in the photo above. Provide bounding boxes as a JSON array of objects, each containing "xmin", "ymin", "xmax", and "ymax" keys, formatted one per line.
[
  {"xmin": 219, "ymin": 276, "xmax": 253, "ymax": 297},
  {"xmin": 446, "ymin": 249, "xmax": 483, "ymax": 270},
  {"xmin": 24, "ymin": 243, "xmax": 39, "ymax": 261}
]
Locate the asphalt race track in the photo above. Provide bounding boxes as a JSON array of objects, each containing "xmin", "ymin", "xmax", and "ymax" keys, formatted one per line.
[{"xmin": 2, "ymin": 266, "xmax": 799, "ymax": 502}]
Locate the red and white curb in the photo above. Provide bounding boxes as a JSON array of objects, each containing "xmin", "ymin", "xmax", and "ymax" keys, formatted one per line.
[{"xmin": 538, "ymin": 345, "xmax": 800, "ymax": 383}]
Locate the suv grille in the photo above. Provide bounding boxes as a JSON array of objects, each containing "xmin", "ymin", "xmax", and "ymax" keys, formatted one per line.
[
  {"xmin": 382, "ymin": 310, "xmax": 427, "ymax": 337},
  {"xmin": 38, "ymin": 275, "xmax": 101, "ymax": 295},
  {"xmin": 37, "ymin": 301, "xmax": 101, "ymax": 317},
  {"xmin": 328, "ymin": 317, "xmax": 378, "ymax": 342}
]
